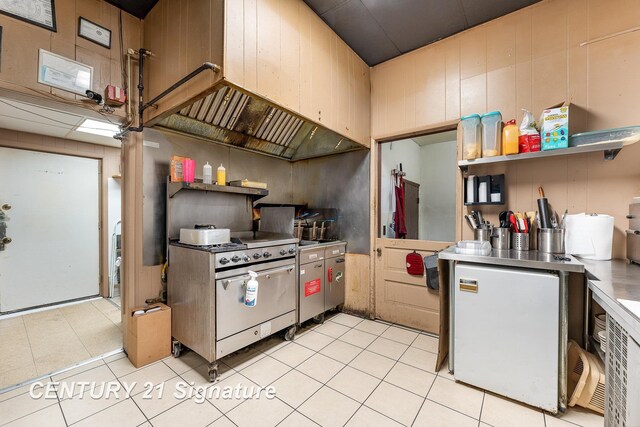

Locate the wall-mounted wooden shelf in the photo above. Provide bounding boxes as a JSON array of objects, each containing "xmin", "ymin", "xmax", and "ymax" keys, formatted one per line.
[
  {"xmin": 168, "ymin": 180, "xmax": 269, "ymax": 200},
  {"xmin": 458, "ymin": 140, "xmax": 625, "ymax": 169}
]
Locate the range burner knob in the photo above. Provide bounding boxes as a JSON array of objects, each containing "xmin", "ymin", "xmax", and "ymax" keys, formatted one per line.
[
  {"xmin": 279, "ymin": 249, "xmax": 287, "ymax": 256},
  {"xmin": 219, "ymin": 257, "xmax": 230, "ymax": 265},
  {"xmin": 288, "ymin": 248, "xmax": 296, "ymax": 254},
  {"xmin": 253, "ymin": 253, "xmax": 262, "ymax": 259},
  {"xmin": 263, "ymin": 251, "xmax": 272, "ymax": 258},
  {"xmin": 231, "ymin": 255, "xmax": 241, "ymax": 263},
  {"xmin": 243, "ymin": 255, "xmax": 251, "ymax": 262}
]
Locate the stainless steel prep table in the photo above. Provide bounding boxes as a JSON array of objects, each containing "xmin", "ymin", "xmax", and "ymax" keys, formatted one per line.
[
  {"xmin": 439, "ymin": 247, "xmax": 585, "ymax": 412},
  {"xmin": 580, "ymin": 258, "xmax": 640, "ymax": 345}
]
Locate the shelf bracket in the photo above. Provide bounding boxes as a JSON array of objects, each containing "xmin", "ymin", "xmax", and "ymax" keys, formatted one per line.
[{"xmin": 604, "ymin": 148, "xmax": 621, "ymax": 161}]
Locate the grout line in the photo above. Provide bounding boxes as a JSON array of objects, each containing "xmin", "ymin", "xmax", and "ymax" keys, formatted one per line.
[
  {"xmin": 127, "ymin": 390, "xmax": 151, "ymax": 424},
  {"xmin": 410, "ymin": 376, "xmax": 437, "ymax": 426},
  {"xmin": 54, "ymin": 375, "xmax": 71, "ymax": 427},
  {"xmin": 19, "ymin": 315, "xmax": 38, "ymax": 388},
  {"xmin": 478, "ymin": 391, "xmax": 486, "ymax": 424},
  {"xmin": 423, "ymin": 396, "xmax": 482, "ymax": 424}
]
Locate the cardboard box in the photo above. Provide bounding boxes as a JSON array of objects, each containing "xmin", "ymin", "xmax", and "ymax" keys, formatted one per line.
[
  {"xmin": 539, "ymin": 102, "xmax": 586, "ymax": 151},
  {"xmin": 127, "ymin": 303, "xmax": 171, "ymax": 368}
]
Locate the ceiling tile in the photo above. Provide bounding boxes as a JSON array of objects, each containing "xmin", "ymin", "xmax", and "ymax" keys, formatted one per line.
[
  {"xmin": 461, "ymin": 0, "xmax": 540, "ymax": 27},
  {"xmin": 320, "ymin": 0, "xmax": 401, "ymax": 66},
  {"xmin": 361, "ymin": 0, "xmax": 467, "ymax": 53}
]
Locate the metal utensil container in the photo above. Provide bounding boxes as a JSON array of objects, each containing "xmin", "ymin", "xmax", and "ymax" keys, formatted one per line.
[
  {"xmin": 511, "ymin": 232, "xmax": 530, "ymax": 251},
  {"xmin": 537, "ymin": 228, "xmax": 565, "ymax": 254},
  {"xmin": 474, "ymin": 228, "xmax": 492, "ymax": 242},
  {"xmin": 491, "ymin": 228, "xmax": 511, "ymax": 250}
]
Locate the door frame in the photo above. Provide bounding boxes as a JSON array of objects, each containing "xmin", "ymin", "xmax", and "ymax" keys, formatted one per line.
[
  {"xmin": 370, "ymin": 120, "xmax": 463, "ymax": 325},
  {"xmin": 0, "ymin": 137, "xmax": 117, "ymax": 300}
]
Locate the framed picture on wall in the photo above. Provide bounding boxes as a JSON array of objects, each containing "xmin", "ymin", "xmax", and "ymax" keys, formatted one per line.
[
  {"xmin": 78, "ymin": 17, "xmax": 111, "ymax": 49},
  {"xmin": 0, "ymin": 0, "xmax": 57, "ymax": 32}
]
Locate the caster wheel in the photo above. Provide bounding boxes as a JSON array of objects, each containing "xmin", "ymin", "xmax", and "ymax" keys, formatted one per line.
[
  {"xmin": 284, "ymin": 326, "xmax": 296, "ymax": 341},
  {"xmin": 312, "ymin": 313, "xmax": 325, "ymax": 324},
  {"xmin": 208, "ymin": 367, "xmax": 218, "ymax": 382},
  {"xmin": 172, "ymin": 340, "xmax": 182, "ymax": 358},
  {"xmin": 336, "ymin": 304, "xmax": 344, "ymax": 312}
]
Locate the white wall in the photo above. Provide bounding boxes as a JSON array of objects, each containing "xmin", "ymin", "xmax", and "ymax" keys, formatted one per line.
[
  {"xmin": 419, "ymin": 140, "xmax": 457, "ymax": 241},
  {"xmin": 380, "ymin": 139, "xmax": 421, "ymax": 238}
]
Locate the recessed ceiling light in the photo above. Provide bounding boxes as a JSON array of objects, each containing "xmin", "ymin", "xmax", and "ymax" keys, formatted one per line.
[{"xmin": 76, "ymin": 118, "xmax": 120, "ymax": 137}]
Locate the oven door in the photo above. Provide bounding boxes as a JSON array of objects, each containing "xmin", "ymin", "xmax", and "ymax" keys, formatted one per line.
[{"xmin": 216, "ymin": 263, "xmax": 296, "ymax": 340}]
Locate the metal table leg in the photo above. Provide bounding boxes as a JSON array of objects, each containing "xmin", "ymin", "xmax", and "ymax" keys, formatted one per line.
[
  {"xmin": 448, "ymin": 260, "xmax": 455, "ymax": 374},
  {"xmin": 584, "ymin": 284, "xmax": 592, "ymax": 351},
  {"xmin": 558, "ymin": 270, "xmax": 569, "ymax": 413}
]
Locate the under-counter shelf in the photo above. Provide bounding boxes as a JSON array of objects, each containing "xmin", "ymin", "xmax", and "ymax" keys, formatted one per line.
[
  {"xmin": 459, "ymin": 140, "xmax": 625, "ymax": 168},
  {"xmin": 589, "ymin": 336, "xmax": 606, "ymax": 365},
  {"xmin": 168, "ymin": 180, "xmax": 269, "ymax": 200}
]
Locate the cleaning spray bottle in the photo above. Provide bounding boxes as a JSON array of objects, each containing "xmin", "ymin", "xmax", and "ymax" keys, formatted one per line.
[{"xmin": 244, "ymin": 271, "xmax": 259, "ymax": 307}]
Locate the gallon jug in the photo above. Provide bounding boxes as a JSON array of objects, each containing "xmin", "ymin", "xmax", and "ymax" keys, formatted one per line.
[
  {"xmin": 502, "ymin": 119, "xmax": 519, "ymax": 155},
  {"xmin": 245, "ymin": 271, "xmax": 259, "ymax": 307}
]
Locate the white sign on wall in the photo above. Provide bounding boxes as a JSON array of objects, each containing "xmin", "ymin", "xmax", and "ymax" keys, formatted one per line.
[{"xmin": 37, "ymin": 49, "xmax": 93, "ymax": 95}]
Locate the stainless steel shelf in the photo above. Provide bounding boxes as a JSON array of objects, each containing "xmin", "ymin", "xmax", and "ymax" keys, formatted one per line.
[
  {"xmin": 168, "ymin": 180, "xmax": 269, "ymax": 200},
  {"xmin": 458, "ymin": 140, "xmax": 625, "ymax": 168}
]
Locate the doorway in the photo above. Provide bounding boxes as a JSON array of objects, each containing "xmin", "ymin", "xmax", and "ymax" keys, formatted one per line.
[
  {"xmin": 0, "ymin": 147, "xmax": 100, "ymax": 313},
  {"xmin": 374, "ymin": 129, "xmax": 459, "ymax": 332},
  {"xmin": 0, "ymin": 145, "xmax": 123, "ymax": 390}
]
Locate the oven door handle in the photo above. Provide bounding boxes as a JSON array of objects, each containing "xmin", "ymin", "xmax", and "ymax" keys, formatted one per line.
[
  {"xmin": 262, "ymin": 265, "xmax": 295, "ymax": 280},
  {"xmin": 221, "ymin": 266, "xmax": 295, "ymax": 290}
]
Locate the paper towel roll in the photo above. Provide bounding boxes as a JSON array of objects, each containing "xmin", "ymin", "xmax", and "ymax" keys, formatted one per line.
[{"xmin": 564, "ymin": 213, "xmax": 614, "ymax": 260}]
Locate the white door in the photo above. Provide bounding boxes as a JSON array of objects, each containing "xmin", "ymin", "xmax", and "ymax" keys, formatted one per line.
[{"xmin": 0, "ymin": 147, "xmax": 100, "ymax": 313}]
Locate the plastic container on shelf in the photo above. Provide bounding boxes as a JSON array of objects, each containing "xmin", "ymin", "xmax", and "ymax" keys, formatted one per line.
[
  {"xmin": 455, "ymin": 240, "xmax": 491, "ymax": 256},
  {"xmin": 460, "ymin": 114, "xmax": 482, "ymax": 160},
  {"xmin": 481, "ymin": 111, "xmax": 503, "ymax": 157},
  {"xmin": 502, "ymin": 119, "xmax": 519, "ymax": 155},
  {"xmin": 569, "ymin": 125, "xmax": 640, "ymax": 147}
]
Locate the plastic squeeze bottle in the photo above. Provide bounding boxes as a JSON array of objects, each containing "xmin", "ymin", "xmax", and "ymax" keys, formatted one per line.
[
  {"xmin": 244, "ymin": 271, "xmax": 259, "ymax": 307},
  {"xmin": 217, "ymin": 164, "xmax": 226, "ymax": 186},
  {"xmin": 203, "ymin": 162, "xmax": 212, "ymax": 184}
]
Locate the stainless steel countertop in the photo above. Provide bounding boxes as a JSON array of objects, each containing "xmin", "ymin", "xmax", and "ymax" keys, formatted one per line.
[
  {"xmin": 580, "ymin": 258, "xmax": 640, "ymax": 343},
  {"xmin": 439, "ymin": 246, "xmax": 585, "ymax": 273},
  {"xmin": 298, "ymin": 240, "xmax": 346, "ymax": 253}
]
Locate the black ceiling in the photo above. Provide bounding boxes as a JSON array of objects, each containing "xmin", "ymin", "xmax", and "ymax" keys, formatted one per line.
[
  {"xmin": 107, "ymin": 0, "xmax": 540, "ymax": 66},
  {"xmin": 304, "ymin": 0, "xmax": 541, "ymax": 66},
  {"xmin": 105, "ymin": 0, "xmax": 159, "ymax": 19}
]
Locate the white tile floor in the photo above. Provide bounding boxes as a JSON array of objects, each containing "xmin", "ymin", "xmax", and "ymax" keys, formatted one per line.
[{"xmin": 0, "ymin": 312, "xmax": 604, "ymax": 427}]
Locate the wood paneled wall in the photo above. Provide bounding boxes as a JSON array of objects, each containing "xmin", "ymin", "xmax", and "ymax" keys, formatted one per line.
[
  {"xmin": 224, "ymin": 0, "xmax": 371, "ymax": 146},
  {"xmin": 372, "ymin": 0, "xmax": 640, "ymax": 139},
  {"xmin": 143, "ymin": 0, "xmax": 225, "ymax": 122},
  {"xmin": 0, "ymin": 0, "xmax": 142, "ymax": 116},
  {"xmin": 371, "ymin": 0, "xmax": 640, "ymax": 258},
  {"xmin": 0, "ymin": 128, "xmax": 120, "ymax": 298}
]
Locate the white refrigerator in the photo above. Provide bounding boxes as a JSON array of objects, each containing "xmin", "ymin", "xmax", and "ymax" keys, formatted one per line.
[{"xmin": 453, "ymin": 263, "xmax": 560, "ymax": 412}]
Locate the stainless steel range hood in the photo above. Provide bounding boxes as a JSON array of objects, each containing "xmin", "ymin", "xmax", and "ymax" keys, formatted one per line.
[{"xmin": 156, "ymin": 83, "xmax": 365, "ymax": 161}]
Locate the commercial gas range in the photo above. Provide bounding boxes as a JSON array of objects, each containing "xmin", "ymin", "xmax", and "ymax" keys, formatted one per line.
[{"xmin": 168, "ymin": 231, "xmax": 298, "ymax": 381}]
